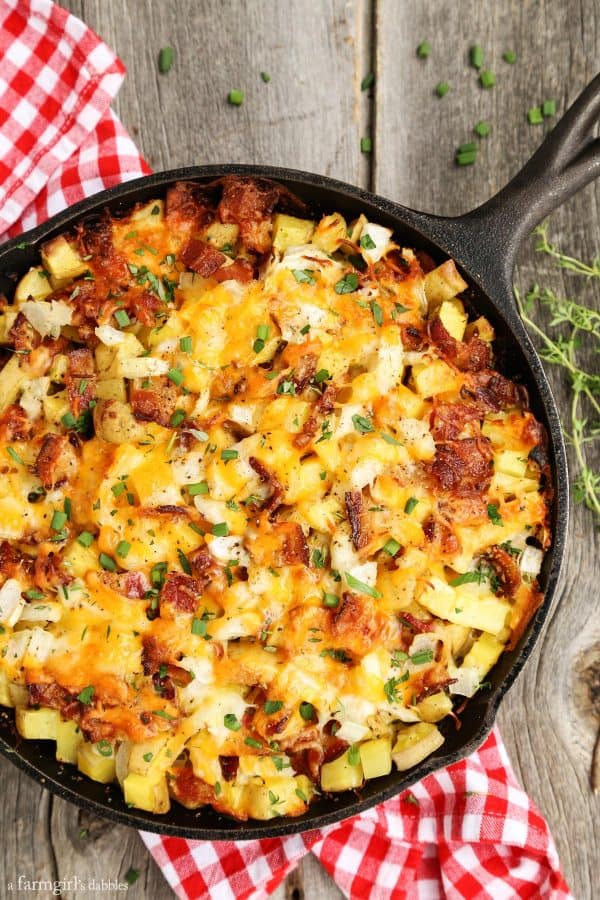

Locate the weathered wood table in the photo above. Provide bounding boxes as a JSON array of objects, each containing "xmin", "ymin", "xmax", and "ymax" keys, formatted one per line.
[{"xmin": 1, "ymin": 2, "xmax": 598, "ymax": 897}]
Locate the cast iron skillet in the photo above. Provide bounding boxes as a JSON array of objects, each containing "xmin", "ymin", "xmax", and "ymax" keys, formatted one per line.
[{"xmin": 0, "ymin": 74, "xmax": 599, "ymax": 840}]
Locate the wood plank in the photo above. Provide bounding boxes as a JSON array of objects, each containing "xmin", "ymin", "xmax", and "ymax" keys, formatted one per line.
[{"xmin": 376, "ymin": 4, "xmax": 600, "ymax": 899}]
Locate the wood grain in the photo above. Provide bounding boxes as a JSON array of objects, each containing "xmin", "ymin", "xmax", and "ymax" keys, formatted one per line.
[{"xmin": 0, "ymin": 1, "xmax": 598, "ymax": 898}]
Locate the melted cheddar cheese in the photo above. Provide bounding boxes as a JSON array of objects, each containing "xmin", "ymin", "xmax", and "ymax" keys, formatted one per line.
[{"xmin": 0, "ymin": 177, "xmax": 551, "ymax": 819}]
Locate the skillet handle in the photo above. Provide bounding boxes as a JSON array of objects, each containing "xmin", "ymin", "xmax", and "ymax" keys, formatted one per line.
[{"xmin": 435, "ymin": 72, "xmax": 600, "ymax": 304}]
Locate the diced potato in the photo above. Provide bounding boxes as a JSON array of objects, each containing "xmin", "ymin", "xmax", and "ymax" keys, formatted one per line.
[
  {"xmin": 123, "ymin": 771, "xmax": 170, "ymax": 813},
  {"xmin": 424, "ymin": 260, "xmax": 468, "ymax": 305},
  {"xmin": 8, "ymin": 681, "xmax": 28, "ymax": 707},
  {"xmin": 94, "ymin": 333, "xmax": 145, "ymax": 376},
  {"xmin": 461, "ymin": 632, "xmax": 505, "ymax": 679},
  {"xmin": 93, "ymin": 400, "xmax": 147, "ymax": 444},
  {"xmin": 96, "ymin": 378, "xmax": 127, "ymax": 402},
  {"xmin": 392, "ymin": 722, "xmax": 444, "ymax": 771},
  {"xmin": 205, "ymin": 221, "xmax": 239, "ymax": 249},
  {"xmin": 0, "ymin": 355, "xmax": 27, "ymax": 414},
  {"xmin": 116, "ymin": 356, "xmax": 169, "ymax": 379},
  {"xmin": 465, "ymin": 315, "xmax": 494, "ymax": 343},
  {"xmin": 412, "ymin": 359, "xmax": 458, "ymax": 397},
  {"xmin": 0, "ymin": 310, "xmax": 17, "ymax": 343},
  {"xmin": 42, "ymin": 391, "xmax": 70, "ymax": 427},
  {"xmin": 272, "ymin": 214, "xmax": 315, "ymax": 252},
  {"xmin": 495, "ymin": 450, "xmax": 528, "ymax": 478},
  {"xmin": 0, "ymin": 670, "xmax": 12, "ymax": 707},
  {"xmin": 243, "ymin": 774, "xmax": 314, "ymax": 819},
  {"xmin": 130, "ymin": 199, "xmax": 164, "ymax": 222},
  {"xmin": 312, "ymin": 212, "xmax": 347, "ymax": 253},
  {"xmin": 48, "ymin": 354, "xmax": 69, "ymax": 382},
  {"xmin": 15, "ymin": 706, "xmax": 60, "ymax": 741},
  {"xmin": 415, "ymin": 691, "xmax": 453, "ymax": 723},
  {"xmin": 359, "ymin": 737, "xmax": 392, "ymax": 779},
  {"xmin": 41, "ymin": 235, "xmax": 88, "ymax": 285},
  {"xmin": 62, "ymin": 540, "xmax": 100, "ymax": 578},
  {"xmin": 14, "ymin": 266, "xmax": 53, "ymax": 303},
  {"xmin": 128, "ymin": 736, "xmax": 169, "ymax": 776},
  {"xmin": 437, "ymin": 298, "xmax": 467, "ymax": 341},
  {"xmin": 56, "ymin": 719, "xmax": 83, "ymax": 764},
  {"xmin": 320, "ymin": 751, "xmax": 364, "ymax": 791},
  {"xmin": 418, "ymin": 577, "xmax": 510, "ymax": 636},
  {"xmin": 77, "ymin": 742, "xmax": 117, "ymax": 784}
]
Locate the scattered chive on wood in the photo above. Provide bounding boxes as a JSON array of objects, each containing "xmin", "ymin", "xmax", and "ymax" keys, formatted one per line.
[
  {"xmin": 228, "ymin": 89, "xmax": 244, "ymax": 106},
  {"xmin": 542, "ymin": 99, "xmax": 556, "ymax": 117},
  {"xmin": 474, "ymin": 121, "xmax": 490, "ymax": 137},
  {"xmin": 360, "ymin": 136, "xmax": 372, "ymax": 153},
  {"xmin": 158, "ymin": 46, "xmax": 174, "ymax": 75},
  {"xmin": 260, "ymin": 71, "xmax": 271, "ymax": 83},
  {"xmin": 502, "ymin": 50, "xmax": 516, "ymax": 64},
  {"xmin": 470, "ymin": 44, "xmax": 484, "ymax": 69},
  {"xmin": 417, "ymin": 40, "xmax": 431, "ymax": 58},
  {"xmin": 479, "ymin": 70, "xmax": 495, "ymax": 88},
  {"xmin": 528, "ymin": 106, "xmax": 544, "ymax": 125},
  {"xmin": 361, "ymin": 72, "xmax": 375, "ymax": 90},
  {"xmin": 435, "ymin": 81, "xmax": 450, "ymax": 98}
]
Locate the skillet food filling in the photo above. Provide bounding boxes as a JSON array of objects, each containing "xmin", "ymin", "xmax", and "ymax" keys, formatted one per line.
[{"xmin": 0, "ymin": 178, "xmax": 551, "ymax": 819}]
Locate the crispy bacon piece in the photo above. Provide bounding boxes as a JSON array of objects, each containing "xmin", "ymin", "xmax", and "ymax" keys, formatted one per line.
[
  {"xmin": 77, "ymin": 216, "xmax": 128, "ymax": 281},
  {"xmin": 28, "ymin": 681, "xmax": 77, "ymax": 713},
  {"xmin": 464, "ymin": 372, "xmax": 529, "ymax": 412},
  {"xmin": 219, "ymin": 755, "xmax": 240, "ymax": 782},
  {"xmin": 64, "ymin": 280, "xmax": 103, "ymax": 342},
  {"xmin": 399, "ymin": 611, "xmax": 434, "ymax": 633},
  {"xmin": 181, "ymin": 238, "xmax": 226, "ymax": 277},
  {"xmin": 292, "ymin": 352, "xmax": 318, "ymax": 394},
  {"xmin": 188, "ymin": 546, "xmax": 221, "ymax": 592},
  {"xmin": 422, "ymin": 514, "xmax": 460, "ymax": 555},
  {"xmin": 293, "ymin": 384, "xmax": 336, "ymax": 449},
  {"xmin": 345, "ymin": 491, "xmax": 369, "ymax": 550},
  {"xmin": 165, "ymin": 181, "xmax": 216, "ymax": 236},
  {"xmin": 410, "ymin": 671, "xmax": 456, "ymax": 705},
  {"xmin": 128, "ymin": 291, "xmax": 162, "ymax": 326},
  {"xmin": 431, "ymin": 437, "xmax": 493, "ymax": 495},
  {"xmin": 316, "ymin": 383, "xmax": 337, "ymax": 414},
  {"xmin": 331, "ymin": 592, "xmax": 380, "ymax": 656},
  {"xmin": 428, "ymin": 317, "xmax": 490, "ymax": 373},
  {"xmin": 482, "ymin": 545, "xmax": 522, "ymax": 598},
  {"xmin": 0, "ymin": 541, "xmax": 29, "ymax": 581},
  {"xmin": 430, "ymin": 401, "xmax": 481, "ymax": 442},
  {"xmin": 399, "ymin": 324, "xmax": 427, "ymax": 351},
  {"xmin": 212, "ymin": 258, "xmax": 254, "ymax": 283},
  {"xmin": 0, "ymin": 404, "xmax": 33, "ymax": 442},
  {"xmin": 274, "ymin": 522, "xmax": 309, "ymax": 566},
  {"xmin": 160, "ymin": 572, "xmax": 200, "ymax": 614},
  {"xmin": 218, "ymin": 176, "xmax": 281, "ymax": 253},
  {"xmin": 141, "ymin": 636, "xmax": 170, "ymax": 676},
  {"xmin": 65, "ymin": 348, "xmax": 96, "ymax": 417},
  {"xmin": 35, "ymin": 433, "xmax": 78, "ymax": 490},
  {"xmin": 248, "ymin": 456, "xmax": 284, "ymax": 518},
  {"xmin": 34, "ymin": 550, "xmax": 69, "ymax": 591},
  {"xmin": 130, "ymin": 376, "xmax": 178, "ymax": 427},
  {"xmin": 99, "ymin": 571, "xmax": 151, "ymax": 599},
  {"xmin": 9, "ymin": 313, "xmax": 40, "ymax": 352},
  {"xmin": 169, "ymin": 764, "xmax": 225, "ymax": 811}
]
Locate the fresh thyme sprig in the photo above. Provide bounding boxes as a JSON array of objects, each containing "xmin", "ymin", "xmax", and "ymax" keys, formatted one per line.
[{"xmin": 515, "ymin": 226, "xmax": 599, "ymax": 522}]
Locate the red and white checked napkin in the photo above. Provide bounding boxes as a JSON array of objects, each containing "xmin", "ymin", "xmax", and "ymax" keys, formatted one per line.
[{"xmin": 0, "ymin": 2, "xmax": 574, "ymax": 898}]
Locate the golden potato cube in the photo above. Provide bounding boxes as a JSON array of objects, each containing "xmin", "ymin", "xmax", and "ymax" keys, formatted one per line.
[
  {"xmin": 56, "ymin": 719, "xmax": 83, "ymax": 764},
  {"xmin": 14, "ymin": 267, "xmax": 53, "ymax": 303},
  {"xmin": 130, "ymin": 199, "xmax": 164, "ymax": 222},
  {"xmin": 424, "ymin": 260, "xmax": 468, "ymax": 305},
  {"xmin": 62, "ymin": 540, "xmax": 100, "ymax": 578},
  {"xmin": 15, "ymin": 706, "xmax": 60, "ymax": 741},
  {"xmin": 461, "ymin": 632, "xmax": 505, "ymax": 680},
  {"xmin": 392, "ymin": 723, "xmax": 444, "ymax": 771},
  {"xmin": 124, "ymin": 771, "xmax": 170, "ymax": 813},
  {"xmin": 412, "ymin": 359, "xmax": 458, "ymax": 397},
  {"xmin": 495, "ymin": 450, "xmax": 528, "ymax": 478},
  {"xmin": 42, "ymin": 391, "xmax": 70, "ymax": 427},
  {"xmin": 0, "ymin": 355, "xmax": 27, "ymax": 414},
  {"xmin": 437, "ymin": 298, "xmax": 467, "ymax": 341},
  {"xmin": 128, "ymin": 736, "xmax": 169, "ymax": 776},
  {"xmin": 41, "ymin": 235, "xmax": 88, "ymax": 285},
  {"xmin": 0, "ymin": 670, "xmax": 12, "ymax": 707},
  {"xmin": 415, "ymin": 691, "xmax": 453, "ymax": 723},
  {"xmin": 8, "ymin": 681, "xmax": 29, "ymax": 707},
  {"xmin": 243, "ymin": 774, "xmax": 314, "ymax": 819},
  {"xmin": 359, "ymin": 737, "xmax": 392, "ymax": 779},
  {"xmin": 272, "ymin": 213, "xmax": 315, "ymax": 252},
  {"xmin": 312, "ymin": 212, "xmax": 347, "ymax": 253},
  {"xmin": 96, "ymin": 378, "xmax": 127, "ymax": 402},
  {"xmin": 0, "ymin": 310, "xmax": 17, "ymax": 344},
  {"xmin": 77, "ymin": 742, "xmax": 116, "ymax": 784},
  {"xmin": 465, "ymin": 315, "xmax": 494, "ymax": 343},
  {"xmin": 205, "ymin": 222, "xmax": 239, "ymax": 249},
  {"xmin": 320, "ymin": 751, "xmax": 364, "ymax": 791}
]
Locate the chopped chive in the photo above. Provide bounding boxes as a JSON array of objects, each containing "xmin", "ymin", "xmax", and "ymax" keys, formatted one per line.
[
  {"xmin": 410, "ymin": 649, "xmax": 434, "ymax": 666},
  {"xmin": 456, "ymin": 149, "xmax": 477, "ymax": 166},
  {"xmin": 292, "ymin": 268, "xmax": 317, "ymax": 284},
  {"xmin": 77, "ymin": 531, "xmax": 94, "ymax": 547},
  {"xmin": 260, "ymin": 71, "xmax": 271, "ymax": 83},
  {"xmin": 323, "ymin": 592, "xmax": 340, "ymax": 608},
  {"xmin": 180, "ymin": 335, "xmax": 192, "ymax": 353},
  {"xmin": 352, "ymin": 413, "xmax": 374, "ymax": 434},
  {"xmin": 6, "ymin": 446, "xmax": 24, "ymax": 466},
  {"xmin": 158, "ymin": 46, "xmax": 174, "ymax": 74},
  {"xmin": 170, "ymin": 409, "xmax": 185, "ymax": 427},
  {"xmin": 77, "ymin": 685, "xmax": 95, "ymax": 705},
  {"xmin": 221, "ymin": 448, "xmax": 239, "ymax": 461},
  {"xmin": 188, "ymin": 481, "xmax": 209, "ymax": 496},
  {"xmin": 334, "ymin": 272, "xmax": 359, "ymax": 294},
  {"xmin": 404, "ymin": 497, "xmax": 418, "ymax": 514},
  {"xmin": 487, "ymin": 503, "xmax": 503, "ymax": 526},
  {"xmin": 383, "ymin": 538, "xmax": 401, "ymax": 557},
  {"xmin": 111, "ymin": 481, "xmax": 126, "ymax": 497},
  {"xmin": 360, "ymin": 136, "xmax": 372, "ymax": 153},
  {"xmin": 458, "ymin": 142, "xmax": 477, "ymax": 154},
  {"xmin": 245, "ymin": 736, "xmax": 262, "ymax": 749},
  {"xmin": 191, "ymin": 617, "xmax": 207, "ymax": 637},
  {"xmin": 360, "ymin": 233, "xmax": 376, "ymax": 250},
  {"xmin": 347, "ymin": 745, "xmax": 360, "ymax": 765},
  {"xmin": 264, "ymin": 700, "xmax": 283, "ymax": 714},
  {"xmin": 25, "ymin": 589, "xmax": 45, "ymax": 600},
  {"xmin": 435, "ymin": 81, "xmax": 450, "ymax": 98},
  {"xmin": 479, "ymin": 70, "xmax": 495, "ymax": 88},
  {"xmin": 228, "ymin": 89, "xmax": 244, "ymax": 106},
  {"xmin": 212, "ymin": 522, "xmax": 229, "ymax": 537},
  {"xmin": 417, "ymin": 40, "xmax": 431, "ymax": 58},
  {"xmin": 61, "ymin": 412, "xmax": 77, "ymax": 429},
  {"xmin": 167, "ymin": 367, "xmax": 184, "ymax": 386},
  {"xmin": 361, "ymin": 72, "xmax": 375, "ymax": 91},
  {"xmin": 474, "ymin": 121, "xmax": 490, "ymax": 137},
  {"xmin": 295, "ymin": 787, "xmax": 308, "ymax": 802},
  {"xmin": 51, "ymin": 510, "xmax": 67, "ymax": 531},
  {"xmin": 470, "ymin": 45, "xmax": 484, "ymax": 69},
  {"xmin": 381, "ymin": 432, "xmax": 402, "ymax": 446},
  {"xmin": 345, "ymin": 571, "xmax": 382, "ymax": 599},
  {"xmin": 299, "ymin": 701, "xmax": 315, "ymax": 721},
  {"xmin": 450, "ymin": 571, "xmax": 481, "ymax": 587},
  {"xmin": 114, "ymin": 308, "xmax": 130, "ymax": 327},
  {"xmin": 528, "ymin": 106, "xmax": 544, "ymax": 125},
  {"xmin": 370, "ymin": 299, "xmax": 383, "ymax": 326},
  {"xmin": 542, "ymin": 99, "xmax": 556, "ymax": 117},
  {"xmin": 116, "ymin": 540, "xmax": 131, "ymax": 559},
  {"xmin": 503, "ymin": 50, "xmax": 516, "ymax": 64},
  {"xmin": 99, "ymin": 552, "xmax": 117, "ymax": 572}
]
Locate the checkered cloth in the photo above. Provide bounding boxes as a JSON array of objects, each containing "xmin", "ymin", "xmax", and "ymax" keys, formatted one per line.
[{"xmin": 0, "ymin": 2, "xmax": 574, "ymax": 898}]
